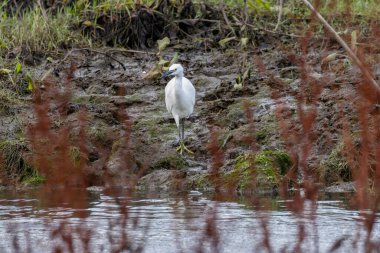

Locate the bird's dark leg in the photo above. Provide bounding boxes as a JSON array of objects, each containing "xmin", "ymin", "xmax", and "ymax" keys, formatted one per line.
[
  {"xmin": 178, "ymin": 119, "xmax": 182, "ymax": 143},
  {"xmin": 181, "ymin": 118, "xmax": 185, "ymax": 141}
]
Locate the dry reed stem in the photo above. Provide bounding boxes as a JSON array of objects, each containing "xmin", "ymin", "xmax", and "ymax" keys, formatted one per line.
[{"xmin": 301, "ymin": 0, "xmax": 379, "ymax": 93}]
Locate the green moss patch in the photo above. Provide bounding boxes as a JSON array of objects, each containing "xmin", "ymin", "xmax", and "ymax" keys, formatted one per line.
[
  {"xmin": 125, "ymin": 94, "xmax": 145, "ymax": 105},
  {"xmin": 134, "ymin": 113, "xmax": 177, "ymax": 140},
  {"xmin": 255, "ymin": 128, "xmax": 269, "ymax": 145},
  {"xmin": 223, "ymin": 150, "xmax": 291, "ymax": 192}
]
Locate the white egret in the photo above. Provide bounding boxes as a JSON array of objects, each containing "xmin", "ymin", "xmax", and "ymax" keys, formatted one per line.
[{"xmin": 162, "ymin": 64, "xmax": 195, "ymax": 155}]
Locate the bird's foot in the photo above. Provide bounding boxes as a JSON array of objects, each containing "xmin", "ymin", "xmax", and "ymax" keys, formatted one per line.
[{"xmin": 176, "ymin": 142, "xmax": 194, "ymax": 156}]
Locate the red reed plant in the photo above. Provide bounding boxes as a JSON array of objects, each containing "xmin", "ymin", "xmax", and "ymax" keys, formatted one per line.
[
  {"xmin": 6, "ymin": 1, "xmax": 380, "ymax": 252},
  {"xmin": 20, "ymin": 61, "xmax": 149, "ymax": 252}
]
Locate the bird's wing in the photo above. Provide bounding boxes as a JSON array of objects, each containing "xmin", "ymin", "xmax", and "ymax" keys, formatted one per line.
[
  {"xmin": 182, "ymin": 77, "xmax": 196, "ymax": 107},
  {"xmin": 165, "ymin": 78, "xmax": 175, "ymax": 113}
]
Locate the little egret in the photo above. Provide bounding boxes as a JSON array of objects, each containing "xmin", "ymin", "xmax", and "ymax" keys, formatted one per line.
[{"xmin": 162, "ymin": 64, "xmax": 196, "ymax": 155}]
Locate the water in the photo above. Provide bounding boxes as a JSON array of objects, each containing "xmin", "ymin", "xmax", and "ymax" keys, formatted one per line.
[{"xmin": 0, "ymin": 188, "xmax": 379, "ymax": 253}]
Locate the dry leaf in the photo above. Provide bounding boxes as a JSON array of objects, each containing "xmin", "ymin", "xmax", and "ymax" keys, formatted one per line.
[
  {"xmin": 219, "ymin": 37, "xmax": 236, "ymax": 48},
  {"xmin": 82, "ymin": 20, "xmax": 92, "ymax": 27},
  {"xmin": 240, "ymin": 37, "xmax": 249, "ymax": 49},
  {"xmin": 0, "ymin": 68, "xmax": 11, "ymax": 75},
  {"xmin": 143, "ymin": 64, "xmax": 162, "ymax": 81},
  {"xmin": 157, "ymin": 37, "xmax": 170, "ymax": 52},
  {"xmin": 169, "ymin": 52, "xmax": 179, "ymax": 66},
  {"xmin": 351, "ymin": 30, "xmax": 357, "ymax": 53},
  {"xmin": 321, "ymin": 52, "xmax": 337, "ymax": 68}
]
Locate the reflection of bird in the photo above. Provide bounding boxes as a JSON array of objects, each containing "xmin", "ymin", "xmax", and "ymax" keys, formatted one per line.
[{"xmin": 162, "ymin": 64, "xmax": 195, "ymax": 155}]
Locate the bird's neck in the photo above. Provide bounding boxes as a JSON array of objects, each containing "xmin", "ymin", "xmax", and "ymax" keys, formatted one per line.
[
  {"xmin": 174, "ymin": 76, "xmax": 183, "ymax": 89},
  {"xmin": 174, "ymin": 76, "xmax": 185, "ymax": 100}
]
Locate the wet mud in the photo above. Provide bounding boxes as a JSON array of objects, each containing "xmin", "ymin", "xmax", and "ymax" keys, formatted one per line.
[{"xmin": 2, "ymin": 35, "xmax": 377, "ymax": 193}]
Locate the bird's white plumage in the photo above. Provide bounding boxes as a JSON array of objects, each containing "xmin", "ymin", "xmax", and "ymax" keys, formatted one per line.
[{"xmin": 164, "ymin": 64, "xmax": 195, "ymax": 127}]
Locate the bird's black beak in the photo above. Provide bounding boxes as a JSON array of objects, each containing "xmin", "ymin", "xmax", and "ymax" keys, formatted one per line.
[{"xmin": 161, "ymin": 70, "xmax": 174, "ymax": 79}]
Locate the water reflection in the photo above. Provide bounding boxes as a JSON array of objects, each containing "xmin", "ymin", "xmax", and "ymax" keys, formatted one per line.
[{"xmin": 0, "ymin": 188, "xmax": 378, "ymax": 252}]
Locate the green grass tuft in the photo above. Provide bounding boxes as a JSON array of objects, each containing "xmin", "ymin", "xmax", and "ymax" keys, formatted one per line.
[
  {"xmin": 0, "ymin": 138, "xmax": 37, "ymax": 183},
  {"xmin": 0, "ymin": 88, "xmax": 23, "ymax": 114},
  {"xmin": 22, "ymin": 174, "xmax": 45, "ymax": 186},
  {"xmin": 319, "ymin": 142, "xmax": 352, "ymax": 185},
  {"xmin": 0, "ymin": 6, "xmax": 89, "ymax": 55}
]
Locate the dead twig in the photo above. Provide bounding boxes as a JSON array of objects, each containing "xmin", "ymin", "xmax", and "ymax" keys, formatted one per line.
[
  {"xmin": 274, "ymin": 0, "xmax": 284, "ymax": 31},
  {"xmin": 245, "ymin": 23, "xmax": 302, "ymax": 38},
  {"xmin": 41, "ymin": 48, "xmax": 133, "ymax": 81},
  {"xmin": 221, "ymin": 6, "xmax": 236, "ymax": 37},
  {"xmin": 300, "ymin": 0, "xmax": 380, "ymax": 94},
  {"xmin": 173, "ymin": 19, "xmax": 221, "ymax": 24},
  {"xmin": 106, "ymin": 48, "xmax": 156, "ymax": 55},
  {"xmin": 40, "ymin": 47, "xmax": 158, "ymax": 81},
  {"xmin": 37, "ymin": 0, "xmax": 48, "ymax": 21},
  {"xmin": 243, "ymin": 0, "xmax": 248, "ymax": 24},
  {"xmin": 279, "ymin": 66, "xmax": 299, "ymax": 74},
  {"xmin": 61, "ymin": 48, "xmax": 156, "ymax": 69},
  {"xmin": 52, "ymin": 48, "xmax": 125, "ymax": 71},
  {"xmin": 79, "ymin": 48, "xmax": 126, "ymax": 70}
]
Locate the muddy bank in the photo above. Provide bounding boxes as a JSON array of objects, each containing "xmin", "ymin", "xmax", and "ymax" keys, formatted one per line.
[{"xmin": 1, "ymin": 28, "xmax": 374, "ymax": 194}]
